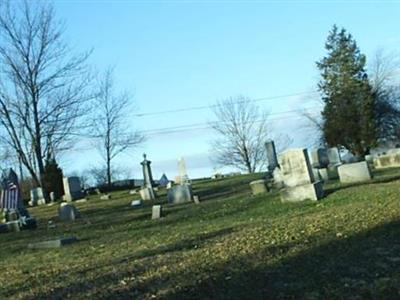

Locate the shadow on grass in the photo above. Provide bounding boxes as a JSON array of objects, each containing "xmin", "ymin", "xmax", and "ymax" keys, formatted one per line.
[
  {"xmin": 24, "ymin": 220, "xmax": 400, "ymax": 299},
  {"xmin": 21, "ymin": 227, "xmax": 236, "ymax": 300},
  {"xmin": 160, "ymin": 220, "xmax": 400, "ymax": 300}
]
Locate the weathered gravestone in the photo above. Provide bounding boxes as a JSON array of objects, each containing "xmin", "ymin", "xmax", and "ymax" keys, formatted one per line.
[
  {"xmin": 63, "ymin": 177, "xmax": 84, "ymax": 201},
  {"xmin": 249, "ymin": 179, "xmax": 269, "ymax": 196},
  {"xmin": 168, "ymin": 157, "xmax": 193, "ymax": 204},
  {"xmin": 152, "ymin": 205, "xmax": 162, "ymax": 219},
  {"xmin": 29, "ymin": 187, "xmax": 46, "ymax": 206},
  {"xmin": 309, "ymin": 148, "xmax": 329, "ymax": 169},
  {"xmin": 327, "ymin": 147, "xmax": 341, "ymax": 165},
  {"xmin": 139, "ymin": 154, "xmax": 156, "ymax": 201},
  {"xmin": 373, "ymin": 151, "xmax": 400, "ymax": 169},
  {"xmin": 193, "ymin": 195, "xmax": 200, "ymax": 204},
  {"xmin": 265, "ymin": 140, "xmax": 279, "ymax": 172},
  {"xmin": 338, "ymin": 161, "xmax": 372, "ymax": 184},
  {"xmin": 28, "ymin": 237, "xmax": 78, "ymax": 249},
  {"xmin": 279, "ymin": 149, "xmax": 324, "ymax": 202},
  {"xmin": 167, "ymin": 184, "xmax": 193, "ymax": 204},
  {"xmin": 58, "ymin": 203, "xmax": 80, "ymax": 222},
  {"xmin": 131, "ymin": 200, "xmax": 143, "ymax": 208}
]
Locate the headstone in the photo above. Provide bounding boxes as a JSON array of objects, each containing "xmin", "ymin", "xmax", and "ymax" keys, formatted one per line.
[
  {"xmin": 140, "ymin": 154, "xmax": 156, "ymax": 200},
  {"xmin": 327, "ymin": 147, "xmax": 341, "ymax": 165},
  {"xmin": 49, "ymin": 192, "xmax": 56, "ymax": 202},
  {"xmin": 338, "ymin": 161, "xmax": 372, "ymax": 184},
  {"xmin": 318, "ymin": 168, "xmax": 329, "ymax": 181},
  {"xmin": 374, "ymin": 151, "xmax": 400, "ymax": 169},
  {"xmin": 131, "ymin": 199, "xmax": 143, "ymax": 208},
  {"xmin": 309, "ymin": 148, "xmax": 329, "ymax": 168},
  {"xmin": 265, "ymin": 140, "xmax": 279, "ymax": 172},
  {"xmin": 6, "ymin": 220, "xmax": 20, "ymax": 232},
  {"xmin": 193, "ymin": 195, "xmax": 200, "ymax": 204},
  {"xmin": 63, "ymin": 177, "xmax": 84, "ymax": 201},
  {"xmin": 58, "ymin": 203, "xmax": 80, "ymax": 222},
  {"xmin": 166, "ymin": 182, "xmax": 173, "ymax": 189},
  {"xmin": 100, "ymin": 194, "xmax": 111, "ymax": 200},
  {"xmin": 0, "ymin": 169, "xmax": 29, "ymax": 218},
  {"xmin": 129, "ymin": 189, "xmax": 138, "ymax": 195},
  {"xmin": 279, "ymin": 148, "xmax": 323, "ymax": 202},
  {"xmin": 139, "ymin": 187, "xmax": 155, "ymax": 201},
  {"xmin": 167, "ymin": 185, "xmax": 193, "ymax": 204},
  {"xmin": 151, "ymin": 205, "xmax": 162, "ymax": 219},
  {"xmin": 272, "ymin": 167, "xmax": 284, "ymax": 189},
  {"xmin": 28, "ymin": 237, "xmax": 78, "ymax": 249},
  {"xmin": 29, "ymin": 187, "xmax": 46, "ymax": 206},
  {"xmin": 249, "ymin": 179, "xmax": 269, "ymax": 195}
]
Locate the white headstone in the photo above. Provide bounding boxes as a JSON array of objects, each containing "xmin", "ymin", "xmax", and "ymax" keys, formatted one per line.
[
  {"xmin": 338, "ymin": 161, "xmax": 372, "ymax": 183},
  {"xmin": 151, "ymin": 205, "xmax": 162, "ymax": 219},
  {"xmin": 177, "ymin": 157, "xmax": 189, "ymax": 184}
]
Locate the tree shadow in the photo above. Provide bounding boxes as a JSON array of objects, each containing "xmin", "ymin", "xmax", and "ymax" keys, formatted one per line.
[{"xmin": 160, "ymin": 220, "xmax": 400, "ymax": 299}]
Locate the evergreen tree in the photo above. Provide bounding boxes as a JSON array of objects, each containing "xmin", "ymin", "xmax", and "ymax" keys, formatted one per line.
[
  {"xmin": 317, "ymin": 25, "xmax": 377, "ymax": 156},
  {"xmin": 42, "ymin": 159, "xmax": 64, "ymax": 201}
]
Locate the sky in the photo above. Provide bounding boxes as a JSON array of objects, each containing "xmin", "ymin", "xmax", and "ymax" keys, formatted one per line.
[{"xmin": 48, "ymin": 0, "xmax": 400, "ymax": 181}]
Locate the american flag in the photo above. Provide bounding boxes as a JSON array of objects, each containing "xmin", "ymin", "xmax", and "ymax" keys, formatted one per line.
[{"xmin": 0, "ymin": 169, "xmax": 22, "ymax": 210}]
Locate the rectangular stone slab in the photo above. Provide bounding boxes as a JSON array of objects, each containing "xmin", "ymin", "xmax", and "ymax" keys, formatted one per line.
[
  {"xmin": 338, "ymin": 161, "xmax": 372, "ymax": 183},
  {"xmin": 28, "ymin": 237, "xmax": 78, "ymax": 249},
  {"xmin": 281, "ymin": 182, "xmax": 324, "ymax": 202}
]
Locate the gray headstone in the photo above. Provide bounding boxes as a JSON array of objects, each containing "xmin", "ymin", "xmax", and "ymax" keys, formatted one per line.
[
  {"xmin": 140, "ymin": 187, "xmax": 155, "ymax": 201},
  {"xmin": 327, "ymin": 147, "xmax": 341, "ymax": 165},
  {"xmin": 58, "ymin": 203, "xmax": 80, "ymax": 222},
  {"xmin": 167, "ymin": 184, "xmax": 193, "ymax": 204},
  {"xmin": 265, "ymin": 140, "xmax": 279, "ymax": 172},
  {"xmin": 309, "ymin": 148, "xmax": 329, "ymax": 168},
  {"xmin": 29, "ymin": 187, "xmax": 46, "ymax": 206},
  {"xmin": 151, "ymin": 205, "xmax": 162, "ymax": 219},
  {"xmin": 63, "ymin": 177, "xmax": 84, "ymax": 201},
  {"xmin": 28, "ymin": 237, "xmax": 78, "ymax": 249},
  {"xmin": 279, "ymin": 148, "xmax": 323, "ymax": 202}
]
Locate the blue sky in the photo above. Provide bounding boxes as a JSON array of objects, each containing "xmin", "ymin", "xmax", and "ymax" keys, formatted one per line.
[{"xmin": 52, "ymin": 0, "xmax": 400, "ymax": 180}]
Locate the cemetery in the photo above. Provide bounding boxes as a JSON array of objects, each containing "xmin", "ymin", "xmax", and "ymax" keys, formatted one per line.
[
  {"xmin": 0, "ymin": 1, "xmax": 399, "ymax": 299},
  {"xmin": 1, "ymin": 146, "xmax": 400, "ymax": 299}
]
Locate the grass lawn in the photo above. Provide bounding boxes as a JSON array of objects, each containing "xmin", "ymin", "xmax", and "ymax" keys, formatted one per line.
[{"xmin": 1, "ymin": 168, "xmax": 400, "ymax": 299}]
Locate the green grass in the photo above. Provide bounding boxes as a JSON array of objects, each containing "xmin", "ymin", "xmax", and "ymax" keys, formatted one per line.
[{"xmin": 1, "ymin": 169, "xmax": 400, "ymax": 299}]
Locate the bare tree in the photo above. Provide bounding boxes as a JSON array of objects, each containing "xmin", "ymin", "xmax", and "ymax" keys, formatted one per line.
[
  {"xmin": 0, "ymin": 1, "xmax": 92, "ymax": 195},
  {"xmin": 91, "ymin": 68, "xmax": 144, "ymax": 187},
  {"xmin": 210, "ymin": 96, "xmax": 270, "ymax": 173}
]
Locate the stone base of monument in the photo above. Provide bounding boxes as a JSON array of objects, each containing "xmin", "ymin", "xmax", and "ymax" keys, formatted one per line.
[
  {"xmin": 280, "ymin": 181, "xmax": 324, "ymax": 202},
  {"xmin": 139, "ymin": 187, "xmax": 156, "ymax": 201},
  {"xmin": 167, "ymin": 184, "xmax": 193, "ymax": 204},
  {"xmin": 249, "ymin": 179, "xmax": 269, "ymax": 195},
  {"xmin": 338, "ymin": 161, "xmax": 372, "ymax": 184}
]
